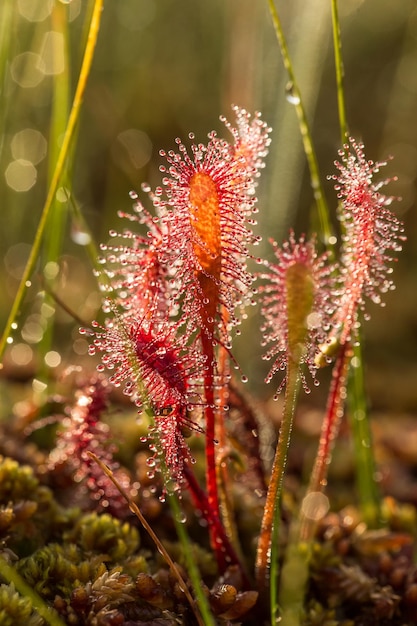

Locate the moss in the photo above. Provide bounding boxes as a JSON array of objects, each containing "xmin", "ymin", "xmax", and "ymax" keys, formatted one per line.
[
  {"xmin": 64, "ymin": 512, "xmax": 140, "ymax": 562},
  {"xmin": 0, "ymin": 583, "xmax": 43, "ymax": 626},
  {"xmin": 17, "ymin": 544, "xmax": 107, "ymax": 598},
  {"xmin": 0, "ymin": 457, "xmax": 39, "ymax": 502}
]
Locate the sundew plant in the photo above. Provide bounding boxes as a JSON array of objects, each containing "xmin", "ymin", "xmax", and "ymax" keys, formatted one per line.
[{"xmin": 0, "ymin": 2, "xmax": 414, "ymax": 626}]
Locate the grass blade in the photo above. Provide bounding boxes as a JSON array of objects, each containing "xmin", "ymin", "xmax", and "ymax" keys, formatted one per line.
[{"xmin": 0, "ymin": 0, "xmax": 105, "ymax": 363}]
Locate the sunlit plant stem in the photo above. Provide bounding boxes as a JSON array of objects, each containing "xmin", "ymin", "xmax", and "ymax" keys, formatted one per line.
[{"xmin": 255, "ymin": 361, "xmax": 300, "ymax": 622}]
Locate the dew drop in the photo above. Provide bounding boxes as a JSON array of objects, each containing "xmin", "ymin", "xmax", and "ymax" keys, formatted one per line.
[
  {"xmin": 285, "ymin": 81, "xmax": 301, "ymax": 105},
  {"xmin": 241, "ymin": 375, "xmax": 248, "ymax": 383},
  {"xmin": 176, "ymin": 511, "xmax": 187, "ymax": 523}
]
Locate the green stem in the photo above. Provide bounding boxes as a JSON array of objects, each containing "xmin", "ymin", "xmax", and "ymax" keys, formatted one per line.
[
  {"xmin": 266, "ymin": 0, "xmax": 332, "ymax": 244},
  {"xmin": 167, "ymin": 490, "xmax": 216, "ymax": 626},
  {"xmin": 331, "ymin": 0, "xmax": 349, "ymax": 144},
  {"xmin": 277, "ymin": 535, "xmax": 311, "ymax": 626},
  {"xmin": 0, "ymin": 558, "xmax": 66, "ymax": 626},
  {"xmin": 347, "ymin": 342, "xmax": 381, "ymax": 527},
  {"xmin": 255, "ymin": 361, "xmax": 300, "ymax": 623},
  {"xmin": 0, "ymin": 0, "xmax": 105, "ymax": 363}
]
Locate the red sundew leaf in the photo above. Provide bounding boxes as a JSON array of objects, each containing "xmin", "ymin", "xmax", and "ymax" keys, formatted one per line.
[
  {"xmin": 150, "ymin": 107, "xmax": 271, "ymax": 348},
  {"xmin": 48, "ymin": 375, "xmax": 131, "ymax": 516},
  {"xmin": 331, "ymin": 138, "xmax": 405, "ymax": 345}
]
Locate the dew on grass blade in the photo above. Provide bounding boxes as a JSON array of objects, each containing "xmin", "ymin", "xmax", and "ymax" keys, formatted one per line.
[{"xmin": 285, "ymin": 81, "xmax": 301, "ymax": 105}]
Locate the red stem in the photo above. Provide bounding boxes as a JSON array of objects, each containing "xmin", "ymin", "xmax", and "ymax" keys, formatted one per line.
[
  {"xmin": 183, "ymin": 466, "xmax": 250, "ymax": 585},
  {"xmin": 300, "ymin": 341, "xmax": 352, "ymax": 540},
  {"xmin": 201, "ymin": 333, "xmax": 224, "ymax": 566}
]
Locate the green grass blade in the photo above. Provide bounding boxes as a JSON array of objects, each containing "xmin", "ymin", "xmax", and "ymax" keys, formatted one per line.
[
  {"xmin": 38, "ymin": 2, "xmax": 71, "ymax": 377},
  {"xmin": 266, "ymin": 0, "xmax": 333, "ymax": 245},
  {"xmin": 0, "ymin": 0, "xmax": 14, "ymax": 158},
  {"xmin": 0, "ymin": 557, "xmax": 66, "ymax": 626},
  {"xmin": 167, "ymin": 489, "xmax": 216, "ymax": 626},
  {"xmin": 331, "ymin": 0, "xmax": 349, "ymax": 144},
  {"xmin": 0, "ymin": 0, "xmax": 105, "ymax": 363},
  {"xmin": 347, "ymin": 342, "xmax": 381, "ymax": 527}
]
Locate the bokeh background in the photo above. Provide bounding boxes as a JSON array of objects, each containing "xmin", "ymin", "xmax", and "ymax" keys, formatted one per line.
[{"xmin": 1, "ymin": 0, "xmax": 416, "ymax": 412}]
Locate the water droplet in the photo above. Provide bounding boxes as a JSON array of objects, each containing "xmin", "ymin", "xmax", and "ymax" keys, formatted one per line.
[
  {"xmin": 285, "ymin": 81, "xmax": 301, "ymax": 105},
  {"xmin": 176, "ymin": 511, "xmax": 187, "ymax": 523},
  {"xmin": 241, "ymin": 375, "xmax": 248, "ymax": 383}
]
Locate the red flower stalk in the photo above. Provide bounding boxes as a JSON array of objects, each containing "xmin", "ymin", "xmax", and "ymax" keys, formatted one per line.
[
  {"xmin": 331, "ymin": 138, "xmax": 405, "ymax": 345},
  {"xmin": 114, "ymin": 108, "xmax": 268, "ymax": 537},
  {"xmin": 302, "ymin": 140, "xmax": 405, "ymax": 540},
  {"xmin": 48, "ymin": 376, "xmax": 132, "ymax": 516},
  {"xmin": 260, "ymin": 232, "xmax": 337, "ymax": 396},
  {"xmin": 152, "ymin": 107, "xmax": 270, "ymax": 530},
  {"xmin": 90, "ymin": 107, "xmax": 270, "ymax": 568}
]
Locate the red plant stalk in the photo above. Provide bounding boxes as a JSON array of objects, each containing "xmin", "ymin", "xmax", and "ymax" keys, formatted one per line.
[
  {"xmin": 302, "ymin": 139, "xmax": 404, "ymax": 516},
  {"xmin": 215, "ymin": 331, "xmax": 241, "ymax": 555},
  {"xmin": 189, "ymin": 173, "xmax": 223, "ymax": 521},
  {"xmin": 183, "ymin": 466, "xmax": 250, "ymax": 582},
  {"xmin": 299, "ymin": 341, "xmax": 352, "ymax": 541},
  {"xmin": 150, "ymin": 108, "xmax": 270, "ymax": 561},
  {"xmin": 300, "ymin": 138, "xmax": 404, "ymax": 540},
  {"xmin": 91, "ymin": 108, "xmax": 270, "ymax": 570}
]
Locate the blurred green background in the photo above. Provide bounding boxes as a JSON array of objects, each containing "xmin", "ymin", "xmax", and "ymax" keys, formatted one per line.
[{"xmin": 0, "ymin": 0, "xmax": 416, "ymax": 411}]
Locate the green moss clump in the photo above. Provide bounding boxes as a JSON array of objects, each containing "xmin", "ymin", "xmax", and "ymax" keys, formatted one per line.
[
  {"xmin": 0, "ymin": 457, "xmax": 39, "ymax": 502},
  {"xmin": 0, "ymin": 583, "xmax": 43, "ymax": 626},
  {"xmin": 17, "ymin": 543, "xmax": 108, "ymax": 598},
  {"xmin": 64, "ymin": 512, "xmax": 140, "ymax": 562}
]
